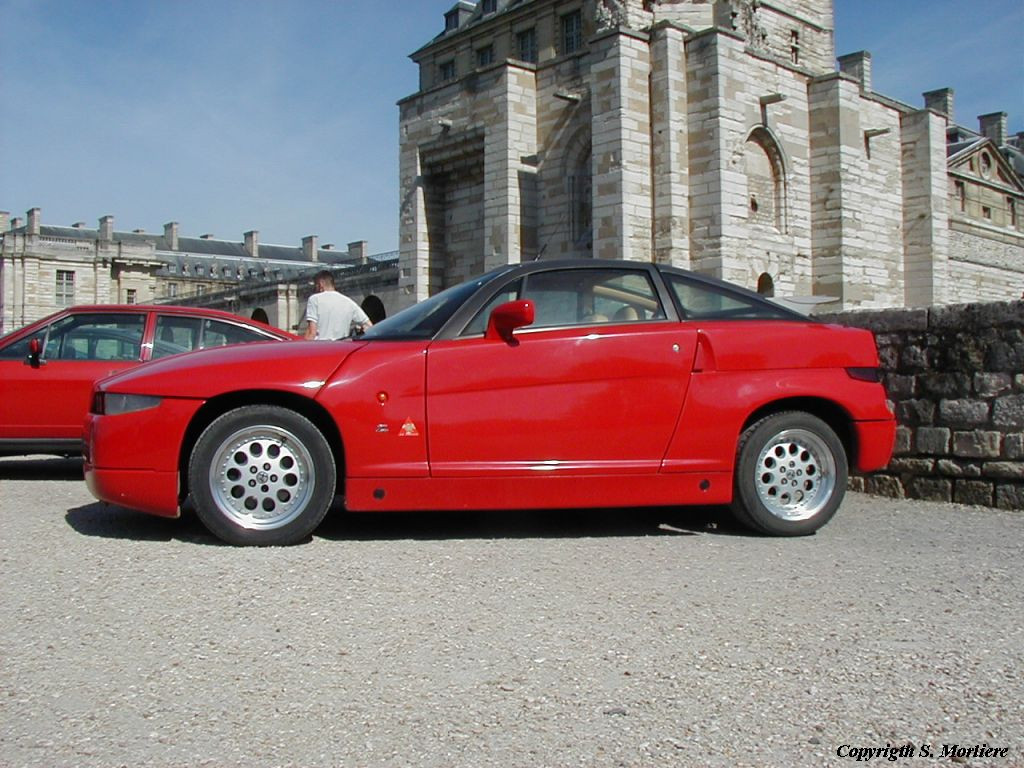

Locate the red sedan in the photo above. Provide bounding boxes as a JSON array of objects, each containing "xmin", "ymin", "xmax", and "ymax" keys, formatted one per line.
[
  {"xmin": 0, "ymin": 305, "xmax": 296, "ymax": 457},
  {"xmin": 84, "ymin": 261, "xmax": 896, "ymax": 545}
]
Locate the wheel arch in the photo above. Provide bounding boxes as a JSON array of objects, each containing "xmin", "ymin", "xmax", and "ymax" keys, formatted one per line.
[
  {"xmin": 177, "ymin": 391, "xmax": 346, "ymax": 504},
  {"xmin": 740, "ymin": 397, "xmax": 855, "ymax": 463}
]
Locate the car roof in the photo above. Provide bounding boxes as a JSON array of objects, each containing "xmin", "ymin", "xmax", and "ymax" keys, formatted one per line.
[{"xmin": 0, "ymin": 304, "xmax": 297, "ymax": 342}]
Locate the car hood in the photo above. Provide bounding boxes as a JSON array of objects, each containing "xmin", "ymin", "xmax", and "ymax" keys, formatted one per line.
[{"xmin": 96, "ymin": 339, "xmax": 366, "ymax": 399}]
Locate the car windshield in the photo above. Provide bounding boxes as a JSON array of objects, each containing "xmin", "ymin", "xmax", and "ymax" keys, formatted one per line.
[{"xmin": 363, "ymin": 267, "xmax": 513, "ymax": 340}]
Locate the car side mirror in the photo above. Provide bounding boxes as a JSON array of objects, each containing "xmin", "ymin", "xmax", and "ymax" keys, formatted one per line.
[
  {"xmin": 485, "ymin": 300, "xmax": 535, "ymax": 344},
  {"xmin": 27, "ymin": 337, "xmax": 44, "ymax": 368}
]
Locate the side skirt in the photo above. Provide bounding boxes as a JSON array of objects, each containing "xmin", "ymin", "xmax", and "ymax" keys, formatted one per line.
[{"xmin": 344, "ymin": 472, "xmax": 733, "ymax": 512}]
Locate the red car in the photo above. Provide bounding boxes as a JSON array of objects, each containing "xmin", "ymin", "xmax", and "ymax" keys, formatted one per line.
[
  {"xmin": 84, "ymin": 260, "xmax": 896, "ymax": 546},
  {"xmin": 0, "ymin": 305, "xmax": 296, "ymax": 457}
]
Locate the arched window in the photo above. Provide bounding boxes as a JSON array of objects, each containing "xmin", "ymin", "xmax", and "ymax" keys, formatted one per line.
[
  {"xmin": 251, "ymin": 308, "xmax": 269, "ymax": 324},
  {"xmin": 744, "ymin": 128, "xmax": 786, "ymax": 232},
  {"xmin": 565, "ymin": 132, "xmax": 592, "ymax": 251},
  {"xmin": 757, "ymin": 272, "xmax": 775, "ymax": 297}
]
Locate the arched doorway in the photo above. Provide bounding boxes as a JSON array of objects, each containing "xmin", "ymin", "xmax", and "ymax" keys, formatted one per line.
[
  {"xmin": 361, "ymin": 295, "xmax": 386, "ymax": 324},
  {"xmin": 757, "ymin": 272, "xmax": 775, "ymax": 297}
]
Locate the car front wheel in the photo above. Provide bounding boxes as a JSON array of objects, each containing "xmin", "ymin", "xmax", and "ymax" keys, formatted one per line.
[
  {"xmin": 730, "ymin": 412, "xmax": 847, "ymax": 536},
  {"xmin": 188, "ymin": 405, "xmax": 336, "ymax": 546}
]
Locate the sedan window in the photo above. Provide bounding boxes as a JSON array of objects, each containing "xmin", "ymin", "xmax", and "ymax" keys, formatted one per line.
[
  {"xmin": 25, "ymin": 313, "xmax": 147, "ymax": 361},
  {"xmin": 152, "ymin": 315, "xmax": 274, "ymax": 359},
  {"xmin": 153, "ymin": 316, "xmax": 200, "ymax": 358}
]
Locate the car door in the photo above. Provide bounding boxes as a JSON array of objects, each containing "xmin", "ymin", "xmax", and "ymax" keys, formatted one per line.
[
  {"xmin": 0, "ymin": 311, "xmax": 148, "ymax": 440},
  {"xmin": 425, "ymin": 267, "xmax": 697, "ymax": 477}
]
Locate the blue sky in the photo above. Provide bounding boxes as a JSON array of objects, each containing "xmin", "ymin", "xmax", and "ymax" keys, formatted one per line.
[{"xmin": 1, "ymin": 0, "xmax": 1021, "ymax": 253}]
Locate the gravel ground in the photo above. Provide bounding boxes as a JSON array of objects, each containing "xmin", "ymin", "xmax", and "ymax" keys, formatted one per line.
[{"xmin": 1, "ymin": 456, "xmax": 1022, "ymax": 768}]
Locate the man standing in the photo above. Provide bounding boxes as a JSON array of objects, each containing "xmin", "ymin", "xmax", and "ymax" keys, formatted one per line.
[{"xmin": 303, "ymin": 270, "xmax": 373, "ymax": 340}]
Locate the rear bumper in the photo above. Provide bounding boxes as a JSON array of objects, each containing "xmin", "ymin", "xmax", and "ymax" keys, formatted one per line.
[
  {"xmin": 853, "ymin": 418, "xmax": 897, "ymax": 473},
  {"xmin": 84, "ymin": 464, "xmax": 181, "ymax": 518}
]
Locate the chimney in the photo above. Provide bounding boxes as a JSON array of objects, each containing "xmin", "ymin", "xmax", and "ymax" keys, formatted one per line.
[
  {"xmin": 347, "ymin": 240, "xmax": 369, "ymax": 264},
  {"xmin": 99, "ymin": 215, "xmax": 114, "ymax": 242},
  {"xmin": 303, "ymin": 234, "xmax": 319, "ymax": 262},
  {"xmin": 979, "ymin": 112, "xmax": 1008, "ymax": 146},
  {"xmin": 837, "ymin": 51, "xmax": 872, "ymax": 93},
  {"xmin": 0, "ymin": 211, "xmax": 9, "ymax": 231},
  {"xmin": 11, "ymin": 217, "xmax": 24, "ymax": 230},
  {"xmin": 244, "ymin": 230, "xmax": 259, "ymax": 258},
  {"xmin": 27, "ymin": 207, "xmax": 41, "ymax": 236},
  {"xmin": 923, "ymin": 88, "xmax": 954, "ymax": 119},
  {"xmin": 164, "ymin": 221, "xmax": 179, "ymax": 250}
]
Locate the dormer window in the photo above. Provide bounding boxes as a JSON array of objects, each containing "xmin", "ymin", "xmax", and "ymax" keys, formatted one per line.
[
  {"xmin": 481, "ymin": 0, "xmax": 497, "ymax": 13},
  {"xmin": 444, "ymin": 10, "xmax": 460, "ymax": 31},
  {"xmin": 980, "ymin": 152, "xmax": 993, "ymax": 179}
]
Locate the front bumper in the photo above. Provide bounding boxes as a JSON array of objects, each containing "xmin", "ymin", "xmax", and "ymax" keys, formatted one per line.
[
  {"xmin": 83, "ymin": 397, "xmax": 202, "ymax": 518},
  {"xmin": 84, "ymin": 464, "xmax": 181, "ymax": 518}
]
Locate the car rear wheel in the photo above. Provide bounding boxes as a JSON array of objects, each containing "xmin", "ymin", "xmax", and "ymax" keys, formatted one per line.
[
  {"xmin": 730, "ymin": 412, "xmax": 847, "ymax": 536},
  {"xmin": 188, "ymin": 405, "xmax": 336, "ymax": 546}
]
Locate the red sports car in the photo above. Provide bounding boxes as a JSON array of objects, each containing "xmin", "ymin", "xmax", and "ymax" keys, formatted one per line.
[
  {"xmin": 0, "ymin": 305, "xmax": 296, "ymax": 457},
  {"xmin": 84, "ymin": 260, "xmax": 895, "ymax": 545}
]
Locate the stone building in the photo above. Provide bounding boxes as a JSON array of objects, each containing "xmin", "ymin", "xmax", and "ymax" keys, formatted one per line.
[
  {"xmin": 0, "ymin": 208, "xmax": 398, "ymax": 335},
  {"xmin": 398, "ymin": 0, "xmax": 1024, "ymax": 310}
]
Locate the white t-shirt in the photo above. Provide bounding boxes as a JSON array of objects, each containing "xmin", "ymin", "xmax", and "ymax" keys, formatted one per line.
[{"xmin": 304, "ymin": 291, "xmax": 370, "ymax": 340}]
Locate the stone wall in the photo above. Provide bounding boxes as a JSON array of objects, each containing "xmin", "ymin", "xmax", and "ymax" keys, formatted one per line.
[{"xmin": 819, "ymin": 301, "xmax": 1024, "ymax": 510}]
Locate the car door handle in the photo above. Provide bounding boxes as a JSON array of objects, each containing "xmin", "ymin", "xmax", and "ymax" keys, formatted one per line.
[{"xmin": 693, "ymin": 332, "xmax": 716, "ymax": 372}]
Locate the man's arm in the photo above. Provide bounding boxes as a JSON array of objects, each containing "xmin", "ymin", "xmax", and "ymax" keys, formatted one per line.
[{"xmin": 304, "ymin": 320, "xmax": 318, "ymax": 340}]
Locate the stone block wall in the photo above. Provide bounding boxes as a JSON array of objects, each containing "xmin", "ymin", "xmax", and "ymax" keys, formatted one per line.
[{"xmin": 819, "ymin": 301, "xmax": 1024, "ymax": 510}]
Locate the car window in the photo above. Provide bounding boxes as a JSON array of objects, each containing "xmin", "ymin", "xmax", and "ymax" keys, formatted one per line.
[
  {"xmin": 29, "ymin": 313, "xmax": 147, "ymax": 361},
  {"xmin": 202, "ymin": 319, "xmax": 268, "ymax": 348},
  {"xmin": 666, "ymin": 274, "xmax": 793, "ymax": 320},
  {"xmin": 521, "ymin": 269, "xmax": 665, "ymax": 328},
  {"xmin": 0, "ymin": 334, "xmax": 32, "ymax": 359},
  {"xmin": 153, "ymin": 316, "xmax": 200, "ymax": 359},
  {"xmin": 364, "ymin": 272, "xmax": 507, "ymax": 340},
  {"xmin": 460, "ymin": 280, "xmax": 523, "ymax": 337},
  {"xmin": 152, "ymin": 315, "xmax": 271, "ymax": 359}
]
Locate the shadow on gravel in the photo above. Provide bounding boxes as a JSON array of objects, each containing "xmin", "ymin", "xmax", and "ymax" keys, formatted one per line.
[
  {"xmin": 63, "ymin": 500, "xmax": 754, "ymax": 545},
  {"xmin": 65, "ymin": 502, "xmax": 220, "ymax": 545},
  {"xmin": 315, "ymin": 504, "xmax": 751, "ymax": 542},
  {"xmin": 0, "ymin": 456, "xmax": 84, "ymax": 481}
]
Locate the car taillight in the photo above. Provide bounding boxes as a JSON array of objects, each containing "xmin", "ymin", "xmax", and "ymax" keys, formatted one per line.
[{"xmin": 846, "ymin": 367, "xmax": 883, "ymax": 383}]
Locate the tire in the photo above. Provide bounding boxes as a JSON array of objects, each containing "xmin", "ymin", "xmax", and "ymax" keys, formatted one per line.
[
  {"xmin": 188, "ymin": 405, "xmax": 336, "ymax": 546},
  {"xmin": 730, "ymin": 411, "xmax": 847, "ymax": 536}
]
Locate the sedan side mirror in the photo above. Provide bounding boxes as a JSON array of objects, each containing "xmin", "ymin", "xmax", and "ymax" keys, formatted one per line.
[
  {"xmin": 27, "ymin": 337, "xmax": 44, "ymax": 368},
  {"xmin": 485, "ymin": 300, "xmax": 535, "ymax": 344}
]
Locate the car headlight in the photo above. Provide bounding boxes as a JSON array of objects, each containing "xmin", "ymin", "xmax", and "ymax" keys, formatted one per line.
[{"xmin": 93, "ymin": 393, "xmax": 162, "ymax": 415}]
